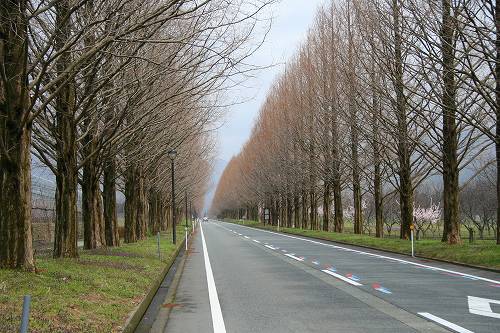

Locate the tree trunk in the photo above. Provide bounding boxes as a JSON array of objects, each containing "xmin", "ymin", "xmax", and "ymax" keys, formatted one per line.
[
  {"xmin": 82, "ymin": 167, "xmax": 105, "ymax": 249},
  {"xmin": 371, "ymin": 43, "xmax": 384, "ymax": 238},
  {"xmin": 332, "ymin": 173, "xmax": 343, "ymax": 233},
  {"xmin": 310, "ymin": 190, "xmax": 317, "ymax": 230},
  {"xmin": 302, "ymin": 189, "xmax": 308, "ymax": 229},
  {"xmin": 294, "ymin": 195, "xmax": 300, "ymax": 228},
  {"xmin": 0, "ymin": 0, "xmax": 34, "ymax": 270},
  {"xmin": 393, "ymin": 0, "xmax": 413, "ymax": 240},
  {"xmin": 53, "ymin": 0, "xmax": 79, "ymax": 258},
  {"xmin": 495, "ymin": 1, "xmax": 500, "ymax": 245},
  {"xmin": 103, "ymin": 157, "xmax": 119, "ymax": 246},
  {"xmin": 148, "ymin": 189, "xmax": 159, "ymax": 234},
  {"xmin": 440, "ymin": 0, "xmax": 461, "ymax": 244},
  {"xmin": 135, "ymin": 167, "xmax": 147, "ymax": 240},
  {"xmin": 124, "ymin": 166, "xmax": 137, "ymax": 243},
  {"xmin": 323, "ymin": 183, "xmax": 330, "ymax": 231},
  {"xmin": 374, "ymin": 163, "xmax": 383, "ymax": 238},
  {"xmin": 53, "ymin": 114, "xmax": 78, "ymax": 258}
]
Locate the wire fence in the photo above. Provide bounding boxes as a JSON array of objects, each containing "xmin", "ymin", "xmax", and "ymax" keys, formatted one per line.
[{"xmin": 31, "ymin": 176, "xmax": 83, "ymax": 251}]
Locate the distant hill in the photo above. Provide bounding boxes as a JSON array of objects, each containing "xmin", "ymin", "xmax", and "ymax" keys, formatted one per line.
[{"xmin": 203, "ymin": 158, "xmax": 228, "ymax": 215}]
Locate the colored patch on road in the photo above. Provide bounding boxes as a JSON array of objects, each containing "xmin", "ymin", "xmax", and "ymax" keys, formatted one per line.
[
  {"xmin": 372, "ymin": 283, "xmax": 392, "ymax": 294},
  {"xmin": 346, "ymin": 273, "xmax": 361, "ymax": 282}
]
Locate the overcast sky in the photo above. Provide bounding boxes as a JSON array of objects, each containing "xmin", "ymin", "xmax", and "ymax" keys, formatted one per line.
[{"xmin": 216, "ymin": 1, "xmax": 327, "ymax": 162}]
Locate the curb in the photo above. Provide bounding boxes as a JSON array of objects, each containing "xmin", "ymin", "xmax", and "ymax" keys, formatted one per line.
[
  {"xmin": 122, "ymin": 234, "xmax": 186, "ymax": 333},
  {"xmin": 230, "ymin": 222, "xmax": 500, "ymax": 274}
]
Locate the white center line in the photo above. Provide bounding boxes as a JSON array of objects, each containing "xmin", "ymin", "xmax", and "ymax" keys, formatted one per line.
[
  {"xmin": 285, "ymin": 253, "xmax": 304, "ymax": 262},
  {"xmin": 418, "ymin": 312, "xmax": 474, "ymax": 333},
  {"xmin": 200, "ymin": 223, "xmax": 227, "ymax": 333},
  {"xmin": 321, "ymin": 269, "xmax": 363, "ymax": 286}
]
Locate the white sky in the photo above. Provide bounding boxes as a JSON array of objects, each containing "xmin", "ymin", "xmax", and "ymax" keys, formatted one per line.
[{"xmin": 216, "ymin": 1, "xmax": 328, "ymax": 162}]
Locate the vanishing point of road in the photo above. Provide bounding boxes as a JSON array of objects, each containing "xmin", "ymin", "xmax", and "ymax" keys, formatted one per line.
[{"xmin": 144, "ymin": 220, "xmax": 500, "ymax": 333}]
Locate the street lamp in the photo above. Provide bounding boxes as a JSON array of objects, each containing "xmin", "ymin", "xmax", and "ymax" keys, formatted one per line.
[{"xmin": 168, "ymin": 149, "xmax": 177, "ymax": 244}]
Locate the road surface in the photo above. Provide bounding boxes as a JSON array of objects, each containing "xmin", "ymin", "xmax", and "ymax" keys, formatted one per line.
[{"xmin": 160, "ymin": 220, "xmax": 500, "ymax": 333}]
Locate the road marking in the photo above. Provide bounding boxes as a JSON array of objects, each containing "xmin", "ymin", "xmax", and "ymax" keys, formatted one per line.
[
  {"xmin": 281, "ymin": 249, "xmax": 287, "ymax": 253},
  {"xmin": 253, "ymin": 239, "xmax": 261, "ymax": 243},
  {"xmin": 200, "ymin": 223, "xmax": 227, "ymax": 333},
  {"xmin": 321, "ymin": 269, "xmax": 363, "ymax": 286},
  {"xmin": 237, "ymin": 233, "xmax": 242, "ymax": 236},
  {"xmin": 468, "ymin": 296, "xmax": 500, "ymax": 319},
  {"xmin": 285, "ymin": 253, "xmax": 304, "ymax": 262},
  {"xmin": 244, "ymin": 236, "xmax": 250, "ymax": 239},
  {"xmin": 312, "ymin": 260, "xmax": 320, "ymax": 265},
  {"xmin": 346, "ymin": 273, "xmax": 361, "ymax": 282},
  {"xmin": 265, "ymin": 245, "xmax": 277, "ymax": 250},
  {"xmin": 232, "ymin": 224, "xmax": 500, "ymax": 285},
  {"xmin": 372, "ymin": 283, "xmax": 392, "ymax": 294},
  {"xmin": 418, "ymin": 312, "xmax": 474, "ymax": 333}
]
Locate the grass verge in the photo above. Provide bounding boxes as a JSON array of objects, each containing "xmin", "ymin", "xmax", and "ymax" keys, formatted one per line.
[
  {"xmin": 226, "ymin": 219, "xmax": 499, "ymax": 270},
  {"xmin": 0, "ymin": 227, "xmax": 187, "ymax": 333}
]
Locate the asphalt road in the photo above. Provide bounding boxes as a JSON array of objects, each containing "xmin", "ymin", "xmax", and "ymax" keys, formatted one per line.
[{"xmin": 161, "ymin": 220, "xmax": 500, "ymax": 333}]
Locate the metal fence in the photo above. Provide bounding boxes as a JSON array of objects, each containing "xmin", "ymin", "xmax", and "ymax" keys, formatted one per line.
[{"xmin": 31, "ymin": 176, "xmax": 83, "ymax": 250}]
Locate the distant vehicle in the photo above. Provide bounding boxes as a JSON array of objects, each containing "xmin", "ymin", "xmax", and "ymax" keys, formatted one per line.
[{"xmin": 203, "ymin": 217, "xmax": 208, "ymax": 221}]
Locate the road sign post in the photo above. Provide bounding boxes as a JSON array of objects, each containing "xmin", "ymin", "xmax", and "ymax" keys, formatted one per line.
[
  {"xmin": 157, "ymin": 232, "xmax": 161, "ymax": 260},
  {"xmin": 264, "ymin": 208, "xmax": 270, "ymax": 225},
  {"xmin": 410, "ymin": 224, "xmax": 415, "ymax": 257}
]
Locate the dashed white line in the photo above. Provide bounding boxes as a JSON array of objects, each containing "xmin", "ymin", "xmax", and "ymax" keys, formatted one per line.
[
  {"xmin": 418, "ymin": 312, "xmax": 474, "ymax": 333},
  {"xmin": 285, "ymin": 253, "xmax": 304, "ymax": 262},
  {"xmin": 244, "ymin": 236, "xmax": 250, "ymax": 239},
  {"xmin": 321, "ymin": 269, "xmax": 363, "ymax": 286},
  {"xmin": 253, "ymin": 239, "xmax": 261, "ymax": 244},
  {"xmin": 265, "ymin": 245, "xmax": 277, "ymax": 250},
  {"xmin": 200, "ymin": 222, "xmax": 227, "ymax": 333}
]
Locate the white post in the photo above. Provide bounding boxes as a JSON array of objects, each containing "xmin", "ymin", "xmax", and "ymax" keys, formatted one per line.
[
  {"xmin": 278, "ymin": 218, "xmax": 280, "ymax": 232},
  {"xmin": 185, "ymin": 227, "xmax": 188, "ymax": 251},
  {"xmin": 411, "ymin": 229, "xmax": 414, "ymax": 257}
]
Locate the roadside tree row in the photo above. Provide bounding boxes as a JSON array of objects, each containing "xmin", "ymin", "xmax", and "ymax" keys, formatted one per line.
[
  {"xmin": 1, "ymin": 0, "xmax": 272, "ymax": 270},
  {"xmin": 211, "ymin": 0, "xmax": 499, "ymax": 245}
]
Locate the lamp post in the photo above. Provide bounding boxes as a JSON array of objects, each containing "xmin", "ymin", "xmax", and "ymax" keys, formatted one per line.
[{"xmin": 168, "ymin": 149, "xmax": 177, "ymax": 244}]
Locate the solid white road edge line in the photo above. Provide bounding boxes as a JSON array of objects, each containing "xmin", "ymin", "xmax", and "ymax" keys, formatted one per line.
[
  {"xmin": 418, "ymin": 312, "xmax": 474, "ymax": 333},
  {"xmin": 200, "ymin": 223, "xmax": 227, "ymax": 333},
  {"xmin": 321, "ymin": 269, "xmax": 363, "ymax": 286},
  {"xmin": 230, "ymin": 223, "xmax": 500, "ymax": 285}
]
